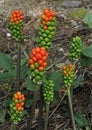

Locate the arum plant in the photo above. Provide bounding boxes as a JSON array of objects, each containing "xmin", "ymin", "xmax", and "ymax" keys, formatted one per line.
[
  {"xmin": 62, "ymin": 64, "xmax": 76, "ymax": 130},
  {"xmin": 10, "ymin": 92, "xmax": 25, "ymax": 130},
  {"xmin": 26, "ymin": 47, "xmax": 48, "ymax": 130},
  {"xmin": 38, "ymin": 8, "xmax": 56, "ymax": 50},
  {"xmin": 9, "ymin": 10, "xmax": 24, "ymax": 90},
  {"xmin": 42, "ymin": 80, "xmax": 54, "ymax": 130},
  {"xmin": 69, "ymin": 36, "xmax": 83, "ymax": 63}
]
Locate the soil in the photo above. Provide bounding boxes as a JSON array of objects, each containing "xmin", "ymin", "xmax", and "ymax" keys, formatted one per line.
[{"xmin": 0, "ymin": 0, "xmax": 92, "ymax": 130}]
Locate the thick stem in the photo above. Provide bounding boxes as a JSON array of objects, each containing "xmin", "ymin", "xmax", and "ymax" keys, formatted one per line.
[
  {"xmin": 37, "ymin": 84, "xmax": 44, "ymax": 130},
  {"xmin": 16, "ymin": 42, "xmax": 21, "ymax": 90},
  {"xmin": 44, "ymin": 102, "xmax": 50, "ymax": 130},
  {"xmin": 67, "ymin": 87, "xmax": 76, "ymax": 130},
  {"xmin": 26, "ymin": 85, "xmax": 39, "ymax": 130},
  {"xmin": 11, "ymin": 123, "xmax": 17, "ymax": 130}
]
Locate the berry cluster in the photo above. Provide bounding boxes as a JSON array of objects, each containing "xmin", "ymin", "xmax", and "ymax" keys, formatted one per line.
[
  {"xmin": 10, "ymin": 92, "xmax": 25, "ymax": 124},
  {"xmin": 62, "ymin": 64, "xmax": 74, "ymax": 87},
  {"xmin": 38, "ymin": 8, "xmax": 56, "ymax": 50},
  {"xmin": 9, "ymin": 10, "xmax": 24, "ymax": 41},
  {"xmin": 69, "ymin": 36, "xmax": 83, "ymax": 61},
  {"xmin": 29, "ymin": 47, "xmax": 48, "ymax": 83},
  {"xmin": 42, "ymin": 80, "xmax": 54, "ymax": 103}
]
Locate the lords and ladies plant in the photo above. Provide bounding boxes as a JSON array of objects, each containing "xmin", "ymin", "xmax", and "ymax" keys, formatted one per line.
[{"xmin": 0, "ymin": 8, "xmax": 92, "ymax": 130}]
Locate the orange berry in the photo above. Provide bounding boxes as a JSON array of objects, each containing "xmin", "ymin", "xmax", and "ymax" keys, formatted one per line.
[
  {"xmin": 42, "ymin": 14, "xmax": 46, "ymax": 20},
  {"xmin": 38, "ymin": 66, "xmax": 44, "ymax": 71},
  {"xmin": 42, "ymin": 20, "xmax": 46, "ymax": 26},
  {"xmin": 62, "ymin": 66, "xmax": 66, "ymax": 70},
  {"xmin": 43, "ymin": 25, "xmax": 48, "ymax": 30},
  {"xmin": 20, "ymin": 102, "xmax": 24, "ymax": 106},
  {"xmin": 42, "ymin": 62, "xmax": 47, "ymax": 67},
  {"xmin": 29, "ymin": 59, "xmax": 34, "ymax": 64},
  {"xmin": 16, "ymin": 92, "xmax": 21, "ymax": 96},
  {"xmin": 43, "ymin": 8, "xmax": 49, "ymax": 15}
]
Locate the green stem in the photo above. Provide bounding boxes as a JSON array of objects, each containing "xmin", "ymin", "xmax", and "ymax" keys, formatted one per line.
[
  {"xmin": 37, "ymin": 84, "xmax": 44, "ymax": 130},
  {"xmin": 16, "ymin": 42, "xmax": 21, "ymax": 90},
  {"xmin": 26, "ymin": 85, "xmax": 39, "ymax": 130},
  {"xmin": 44, "ymin": 102, "xmax": 50, "ymax": 130},
  {"xmin": 11, "ymin": 123, "xmax": 17, "ymax": 130},
  {"xmin": 67, "ymin": 87, "xmax": 76, "ymax": 130}
]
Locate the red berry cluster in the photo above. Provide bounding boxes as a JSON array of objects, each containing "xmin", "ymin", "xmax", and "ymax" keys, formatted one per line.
[
  {"xmin": 29, "ymin": 47, "xmax": 48, "ymax": 83},
  {"xmin": 38, "ymin": 8, "xmax": 56, "ymax": 50},
  {"xmin": 14, "ymin": 91, "xmax": 25, "ymax": 111},
  {"xmin": 10, "ymin": 10, "xmax": 24, "ymax": 25},
  {"xmin": 42, "ymin": 8, "xmax": 56, "ymax": 30},
  {"xmin": 62, "ymin": 64, "xmax": 74, "ymax": 87},
  {"xmin": 9, "ymin": 10, "xmax": 24, "ymax": 41},
  {"xmin": 10, "ymin": 92, "xmax": 25, "ymax": 123}
]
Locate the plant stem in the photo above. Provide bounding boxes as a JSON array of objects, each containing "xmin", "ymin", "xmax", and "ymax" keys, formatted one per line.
[
  {"xmin": 16, "ymin": 42, "xmax": 21, "ymax": 90},
  {"xmin": 11, "ymin": 123, "xmax": 17, "ymax": 130},
  {"xmin": 67, "ymin": 87, "xmax": 76, "ymax": 130},
  {"xmin": 26, "ymin": 85, "xmax": 39, "ymax": 130},
  {"xmin": 37, "ymin": 84, "xmax": 44, "ymax": 130},
  {"xmin": 44, "ymin": 102, "xmax": 50, "ymax": 130}
]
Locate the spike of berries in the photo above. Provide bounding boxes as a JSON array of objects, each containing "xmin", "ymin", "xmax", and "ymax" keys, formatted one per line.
[
  {"xmin": 9, "ymin": 10, "xmax": 24, "ymax": 41},
  {"xmin": 10, "ymin": 91, "xmax": 25, "ymax": 124},
  {"xmin": 29, "ymin": 47, "xmax": 48, "ymax": 84},
  {"xmin": 43, "ymin": 80, "xmax": 54, "ymax": 103},
  {"xmin": 69, "ymin": 36, "xmax": 83, "ymax": 61},
  {"xmin": 38, "ymin": 8, "xmax": 56, "ymax": 50},
  {"xmin": 62, "ymin": 64, "xmax": 74, "ymax": 87}
]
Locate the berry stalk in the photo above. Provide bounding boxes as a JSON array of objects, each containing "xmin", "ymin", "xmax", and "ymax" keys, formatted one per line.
[
  {"xmin": 37, "ymin": 84, "xmax": 44, "ymax": 130},
  {"xmin": 26, "ymin": 85, "xmax": 39, "ymax": 130},
  {"xmin": 44, "ymin": 102, "xmax": 50, "ymax": 130},
  {"xmin": 11, "ymin": 123, "xmax": 17, "ymax": 130},
  {"xmin": 67, "ymin": 87, "xmax": 76, "ymax": 130},
  {"xmin": 16, "ymin": 43, "xmax": 21, "ymax": 90}
]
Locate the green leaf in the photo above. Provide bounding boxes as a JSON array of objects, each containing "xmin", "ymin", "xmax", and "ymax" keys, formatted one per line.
[
  {"xmin": 25, "ymin": 98, "xmax": 32, "ymax": 108},
  {"xmin": 20, "ymin": 63, "xmax": 29, "ymax": 78},
  {"xmin": 12, "ymin": 63, "xmax": 29, "ymax": 79},
  {"xmin": 85, "ymin": 126, "xmax": 91, "ymax": 130},
  {"xmin": 0, "ymin": 110, "xmax": 6, "ymax": 123},
  {"xmin": 73, "ymin": 75, "xmax": 84, "ymax": 89},
  {"xmin": 47, "ymin": 71, "xmax": 63, "ymax": 91},
  {"xmin": 82, "ymin": 45, "xmax": 92, "ymax": 58},
  {"xmin": 53, "ymin": 90, "xmax": 61, "ymax": 103},
  {"xmin": 83, "ymin": 13, "xmax": 92, "ymax": 29},
  {"xmin": 0, "ymin": 72, "xmax": 14, "ymax": 82},
  {"xmin": 3, "ymin": 99, "xmax": 11, "ymax": 107},
  {"xmin": 22, "ymin": 110, "xmax": 28, "ymax": 116},
  {"xmin": 25, "ymin": 77, "xmax": 34, "ymax": 91},
  {"xmin": 0, "ymin": 52, "xmax": 13, "ymax": 70},
  {"xmin": 21, "ymin": 58, "xmax": 28, "ymax": 66},
  {"xmin": 75, "ymin": 112, "xmax": 89, "ymax": 128},
  {"xmin": 80, "ymin": 54, "xmax": 92, "ymax": 67}
]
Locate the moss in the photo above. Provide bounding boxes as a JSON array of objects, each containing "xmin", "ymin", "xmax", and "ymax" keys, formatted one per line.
[{"xmin": 68, "ymin": 8, "xmax": 88, "ymax": 19}]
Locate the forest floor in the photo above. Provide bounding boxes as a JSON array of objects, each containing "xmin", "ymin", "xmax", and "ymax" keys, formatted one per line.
[{"xmin": 0, "ymin": 0, "xmax": 92, "ymax": 130}]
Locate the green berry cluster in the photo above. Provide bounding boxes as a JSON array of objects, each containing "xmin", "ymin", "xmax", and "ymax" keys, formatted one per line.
[
  {"xmin": 10, "ymin": 92, "xmax": 25, "ymax": 124},
  {"xmin": 9, "ymin": 22, "xmax": 24, "ymax": 41},
  {"xmin": 2, "ymin": 82, "xmax": 9, "ymax": 91},
  {"xmin": 9, "ymin": 10, "xmax": 24, "ymax": 41},
  {"xmin": 38, "ymin": 8, "xmax": 56, "ymax": 50},
  {"xmin": 69, "ymin": 36, "xmax": 83, "ymax": 61},
  {"xmin": 62, "ymin": 64, "xmax": 74, "ymax": 87},
  {"xmin": 43, "ymin": 80, "xmax": 54, "ymax": 102}
]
